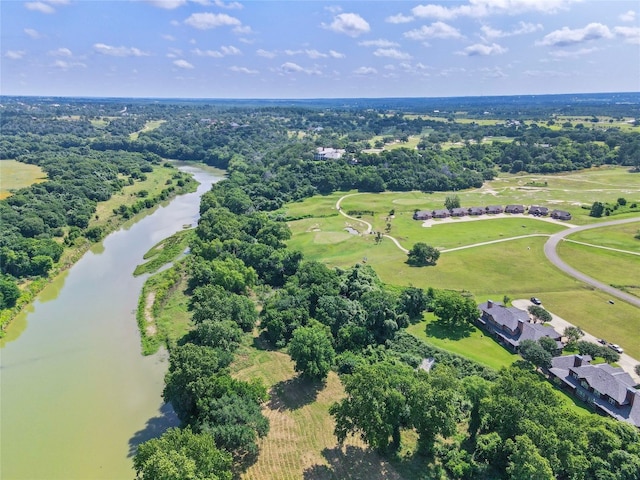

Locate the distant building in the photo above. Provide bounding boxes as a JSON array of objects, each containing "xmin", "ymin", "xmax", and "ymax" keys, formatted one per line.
[
  {"xmin": 450, "ymin": 207, "xmax": 467, "ymax": 217},
  {"xmin": 486, "ymin": 205, "xmax": 504, "ymax": 214},
  {"xmin": 505, "ymin": 204, "xmax": 525, "ymax": 214},
  {"xmin": 432, "ymin": 209, "xmax": 450, "ymax": 218},
  {"xmin": 413, "ymin": 210, "xmax": 432, "ymax": 220},
  {"xmin": 529, "ymin": 205, "xmax": 549, "ymax": 216},
  {"xmin": 550, "ymin": 209, "xmax": 572, "ymax": 220},
  {"xmin": 468, "ymin": 207, "xmax": 485, "ymax": 216},
  {"xmin": 314, "ymin": 147, "xmax": 345, "ymax": 160}
]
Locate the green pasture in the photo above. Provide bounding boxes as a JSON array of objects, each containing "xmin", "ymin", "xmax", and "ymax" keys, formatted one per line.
[
  {"xmin": 406, "ymin": 313, "xmax": 518, "ymax": 371},
  {"xmin": 0, "ymin": 159, "xmax": 47, "ymax": 199},
  {"xmin": 557, "ymin": 241, "xmax": 640, "ymax": 299},
  {"xmin": 129, "ymin": 119, "xmax": 165, "ymax": 140},
  {"xmin": 565, "ymin": 221, "xmax": 640, "ymax": 252}
]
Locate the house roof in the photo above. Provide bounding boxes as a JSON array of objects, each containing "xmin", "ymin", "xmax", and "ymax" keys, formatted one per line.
[
  {"xmin": 478, "ymin": 301, "xmax": 529, "ymax": 332},
  {"xmin": 451, "ymin": 207, "xmax": 467, "ymax": 214},
  {"xmin": 570, "ymin": 364, "xmax": 636, "ymax": 404},
  {"xmin": 551, "ymin": 354, "xmax": 592, "ymax": 370},
  {"xmin": 520, "ymin": 322, "xmax": 561, "ymax": 343},
  {"xmin": 433, "ymin": 209, "xmax": 449, "ymax": 216}
]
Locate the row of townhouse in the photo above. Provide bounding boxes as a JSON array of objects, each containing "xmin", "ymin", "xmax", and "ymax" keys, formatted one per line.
[{"xmin": 413, "ymin": 204, "xmax": 572, "ymax": 221}]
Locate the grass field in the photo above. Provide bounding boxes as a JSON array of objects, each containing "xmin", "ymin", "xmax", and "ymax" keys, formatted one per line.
[
  {"xmin": 129, "ymin": 120, "xmax": 166, "ymax": 140},
  {"xmin": 284, "ymin": 167, "xmax": 640, "ymax": 358},
  {"xmin": 0, "ymin": 159, "xmax": 47, "ymax": 199},
  {"xmin": 232, "ymin": 336, "xmax": 409, "ymax": 480}
]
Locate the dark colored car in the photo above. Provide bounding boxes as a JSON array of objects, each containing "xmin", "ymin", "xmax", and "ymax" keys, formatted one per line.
[{"xmin": 530, "ymin": 297, "xmax": 542, "ymax": 305}]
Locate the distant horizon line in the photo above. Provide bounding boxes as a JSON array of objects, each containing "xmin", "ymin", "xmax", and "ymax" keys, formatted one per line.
[{"xmin": 1, "ymin": 91, "xmax": 639, "ymax": 102}]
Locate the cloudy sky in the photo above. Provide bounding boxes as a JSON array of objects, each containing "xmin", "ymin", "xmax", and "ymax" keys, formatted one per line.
[{"xmin": 2, "ymin": 0, "xmax": 639, "ymax": 98}]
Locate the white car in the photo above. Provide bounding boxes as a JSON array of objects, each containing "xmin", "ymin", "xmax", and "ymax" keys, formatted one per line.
[{"xmin": 609, "ymin": 344, "xmax": 624, "ymax": 354}]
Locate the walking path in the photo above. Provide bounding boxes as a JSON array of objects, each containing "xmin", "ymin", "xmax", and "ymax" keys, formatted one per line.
[{"xmin": 512, "ymin": 299, "xmax": 640, "ymax": 384}]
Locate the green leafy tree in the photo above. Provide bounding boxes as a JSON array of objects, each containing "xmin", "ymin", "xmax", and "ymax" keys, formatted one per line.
[
  {"xmin": 288, "ymin": 322, "xmax": 336, "ymax": 380},
  {"xmin": 563, "ymin": 326, "xmax": 584, "ymax": 349},
  {"xmin": 330, "ymin": 361, "xmax": 414, "ymax": 452},
  {"xmin": 528, "ymin": 305, "xmax": 552, "ymax": 323},
  {"xmin": 519, "ymin": 339, "xmax": 553, "ymax": 369},
  {"xmin": 397, "ymin": 286, "xmax": 430, "ymax": 321},
  {"xmin": 506, "ymin": 434, "xmax": 555, "ymax": 480},
  {"xmin": 133, "ymin": 427, "xmax": 232, "ymax": 480},
  {"xmin": 590, "ymin": 201, "xmax": 605, "ymax": 218},
  {"xmin": 432, "ymin": 290, "xmax": 478, "ymax": 328},
  {"xmin": 444, "ymin": 194, "xmax": 461, "ymax": 210},
  {"xmin": 407, "ymin": 242, "xmax": 440, "ymax": 266},
  {"xmin": 0, "ymin": 275, "xmax": 21, "ymax": 309}
]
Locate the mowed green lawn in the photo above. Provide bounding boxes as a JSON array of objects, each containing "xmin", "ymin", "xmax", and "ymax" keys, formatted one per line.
[
  {"xmin": 284, "ymin": 167, "xmax": 640, "ymax": 360},
  {"xmin": 0, "ymin": 159, "xmax": 47, "ymax": 199},
  {"xmin": 565, "ymin": 221, "xmax": 640, "ymax": 252}
]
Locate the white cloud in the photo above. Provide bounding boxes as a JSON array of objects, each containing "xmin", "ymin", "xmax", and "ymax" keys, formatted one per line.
[
  {"xmin": 24, "ymin": 28, "xmax": 42, "ymax": 39},
  {"xmin": 193, "ymin": 46, "xmax": 241, "ymax": 57},
  {"xmin": 614, "ymin": 26, "xmax": 640, "ymax": 44},
  {"xmin": 280, "ymin": 62, "xmax": 319, "ymax": 75},
  {"xmin": 214, "ymin": 0, "xmax": 243, "ymax": 9},
  {"xmin": 184, "ymin": 13, "xmax": 241, "ymax": 30},
  {"xmin": 329, "ymin": 50, "xmax": 345, "ymax": 59},
  {"xmin": 481, "ymin": 21, "xmax": 542, "ymax": 39},
  {"xmin": 478, "ymin": 66, "xmax": 507, "ymax": 78},
  {"xmin": 256, "ymin": 49, "xmax": 276, "ymax": 58},
  {"xmin": 229, "ymin": 65, "xmax": 258, "ymax": 74},
  {"xmin": 166, "ymin": 47, "xmax": 182, "ymax": 58},
  {"xmin": 359, "ymin": 39, "xmax": 399, "ymax": 47},
  {"xmin": 459, "ymin": 42, "xmax": 507, "ymax": 56},
  {"xmin": 93, "ymin": 43, "xmax": 150, "ymax": 57},
  {"xmin": 524, "ymin": 69, "xmax": 569, "ymax": 77},
  {"xmin": 162, "ymin": 34, "xmax": 176, "ymax": 41},
  {"xmin": 233, "ymin": 25, "xmax": 253, "ymax": 35},
  {"xmin": 386, "ymin": 13, "xmax": 414, "ymax": 24},
  {"xmin": 323, "ymin": 13, "xmax": 370, "ymax": 37},
  {"xmin": 619, "ymin": 10, "xmax": 636, "ymax": 22},
  {"xmin": 5, "ymin": 50, "xmax": 27, "ymax": 60},
  {"xmin": 412, "ymin": 0, "xmax": 580, "ymax": 20},
  {"xmin": 173, "ymin": 59, "xmax": 194, "ymax": 69},
  {"xmin": 536, "ymin": 23, "xmax": 613, "ymax": 47},
  {"xmin": 145, "ymin": 0, "xmax": 187, "ymax": 9},
  {"xmin": 51, "ymin": 59, "xmax": 86, "ymax": 70},
  {"xmin": 25, "ymin": 2, "xmax": 55, "ymax": 14},
  {"xmin": 404, "ymin": 22, "xmax": 463, "ymax": 40},
  {"xmin": 374, "ymin": 48, "xmax": 412, "ymax": 60},
  {"xmin": 549, "ymin": 47, "xmax": 599, "ymax": 57},
  {"xmin": 48, "ymin": 47, "xmax": 72, "ymax": 56},
  {"xmin": 353, "ymin": 66, "xmax": 377, "ymax": 75},
  {"xmin": 305, "ymin": 49, "xmax": 328, "ymax": 59}
]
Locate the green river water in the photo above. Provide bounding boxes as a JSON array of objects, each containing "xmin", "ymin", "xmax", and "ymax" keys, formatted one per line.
[{"xmin": 0, "ymin": 164, "xmax": 224, "ymax": 479}]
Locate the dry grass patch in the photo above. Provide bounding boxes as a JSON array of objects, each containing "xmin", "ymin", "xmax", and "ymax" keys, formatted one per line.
[
  {"xmin": 233, "ymin": 337, "xmax": 403, "ymax": 480},
  {"xmin": 0, "ymin": 159, "xmax": 47, "ymax": 199}
]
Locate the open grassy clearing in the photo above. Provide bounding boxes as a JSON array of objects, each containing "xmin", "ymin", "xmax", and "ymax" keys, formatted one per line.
[
  {"xmin": 0, "ymin": 159, "xmax": 47, "ymax": 199},
  {"xmin": 565, "ymin": 221, "xmax": 640, "ymax": 252},
  {"xmin": 557, "ymin": 241, "xmax": 640, "ymax": 299},
  {"xmin": 407, "ymin": 313, "xmax": 518, "ymax": 370},
  {"xmin": 232, "ymin": 336, "xmax": 407, "ymax": 480},
  {"xmin": 129, "ymin": 119, "xmax": 166, "ymax": 140}
]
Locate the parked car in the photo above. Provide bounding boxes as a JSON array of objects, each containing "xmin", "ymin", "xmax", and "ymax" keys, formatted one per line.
[
  {"xmin": 597, "ymin": 338, "xmax": 607, "ymax": 345},
  {"xmin": 609, "ymin": 344, "xmax": 624, "ymax": 354},
  {"xmin": 530, "ymin": 297, "xmax": 542, "ymax": 305}
]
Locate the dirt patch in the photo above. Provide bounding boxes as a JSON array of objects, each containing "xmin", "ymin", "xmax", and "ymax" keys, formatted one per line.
[{"xmin": 144, "ymin": 291, "xmax": 156, "ymax": 336}]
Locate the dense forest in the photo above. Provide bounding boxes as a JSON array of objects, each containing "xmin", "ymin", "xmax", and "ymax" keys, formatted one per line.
[{"xmin": 2, "ymin": 96, "xmax": 640, "ymax": 478}]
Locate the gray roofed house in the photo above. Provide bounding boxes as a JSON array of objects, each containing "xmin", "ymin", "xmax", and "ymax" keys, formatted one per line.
[
  {"xmin": 314, "ymin": 147, "xmax": 345, "ymax": 160},
  {"xmin": 550, "ymin": 209, "xmax": 572, "ymax": 220},
  {"xmin": 549, "ymin": 355, "xmax": 640, "ymax": 428},
  {"xmin": 469, "ymin": 207, "xmax": 485, "ymax": 215},
  {"xmin": 486, "ymin": 205, "xmax": 504, "ymax": 214},
  {"xmin": 529, "ymin": 205, "xmax": 549, "ymax": 216},
  {"xmin": 433, "ymin": 209, "xmax": 450, "ymax": 218},
  {"xmin": 505, "ymin": 204, "xmax": 525, "ymax": 214},
  {"xmin": 477, "ymin": 300, "xmax": 562, "ymax": 352},
  {"xmin": 451, "ymin": 207, "xmax": 467, "ymax": 217},
  {"xmin": 413, "ymin": 210, "xmax": 432, "ymax": 220}
]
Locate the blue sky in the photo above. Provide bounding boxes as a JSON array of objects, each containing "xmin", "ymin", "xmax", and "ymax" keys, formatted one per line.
[{"xmin": 2, "ymin": 0, "xmax": 639, "ymax": 98}]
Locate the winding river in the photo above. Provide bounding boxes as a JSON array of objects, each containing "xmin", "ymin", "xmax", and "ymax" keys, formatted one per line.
[{"xmin": 0, "ymin": 163, "xmax": 224, "ymax": 479}]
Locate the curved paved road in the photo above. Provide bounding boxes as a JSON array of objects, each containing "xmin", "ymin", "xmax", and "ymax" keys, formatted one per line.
[{"xmin": 544, "ymin": 216, "xmax": 640, "ymax": 309}]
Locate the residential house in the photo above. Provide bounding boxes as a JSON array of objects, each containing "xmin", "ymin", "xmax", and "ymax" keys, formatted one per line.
[
  {"xmin": 529, "ymin": 205, "xmax": 549, "ymax": 216},
  {"xmin": 486, "ymin": 205, "xmax": 504, "ymax": 214},
  {"xmin": 433, "ymin": 209, "xmax": 450, "ymax": 218},
  {"xmin": 477, "ymin": 300, "xmax": 562, "ymax": 353},
  {"xmin": 549, "ymin": 355, "xmax": 640, "ymax": 428},
  {"xmin": 551, "ymin": 209, "xmax": 572, "ymax": 220},
  {"xmin": 450, "ymin": 207, "xmax": 467, "ymax": 217},
  {"xmin": 505, "ymin": 204, "xmax": 525, "ymax": 214},
  {"xmin": 413, "ymin": 210, "xmax": 432, "ymax": 221},
  {"xmin": 468, "ymin": 207, "xmax": 485, "ymax": 216},
  {"xmin": 314, "ymin": 147, "xmax": 345, "ymax": 161}
]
